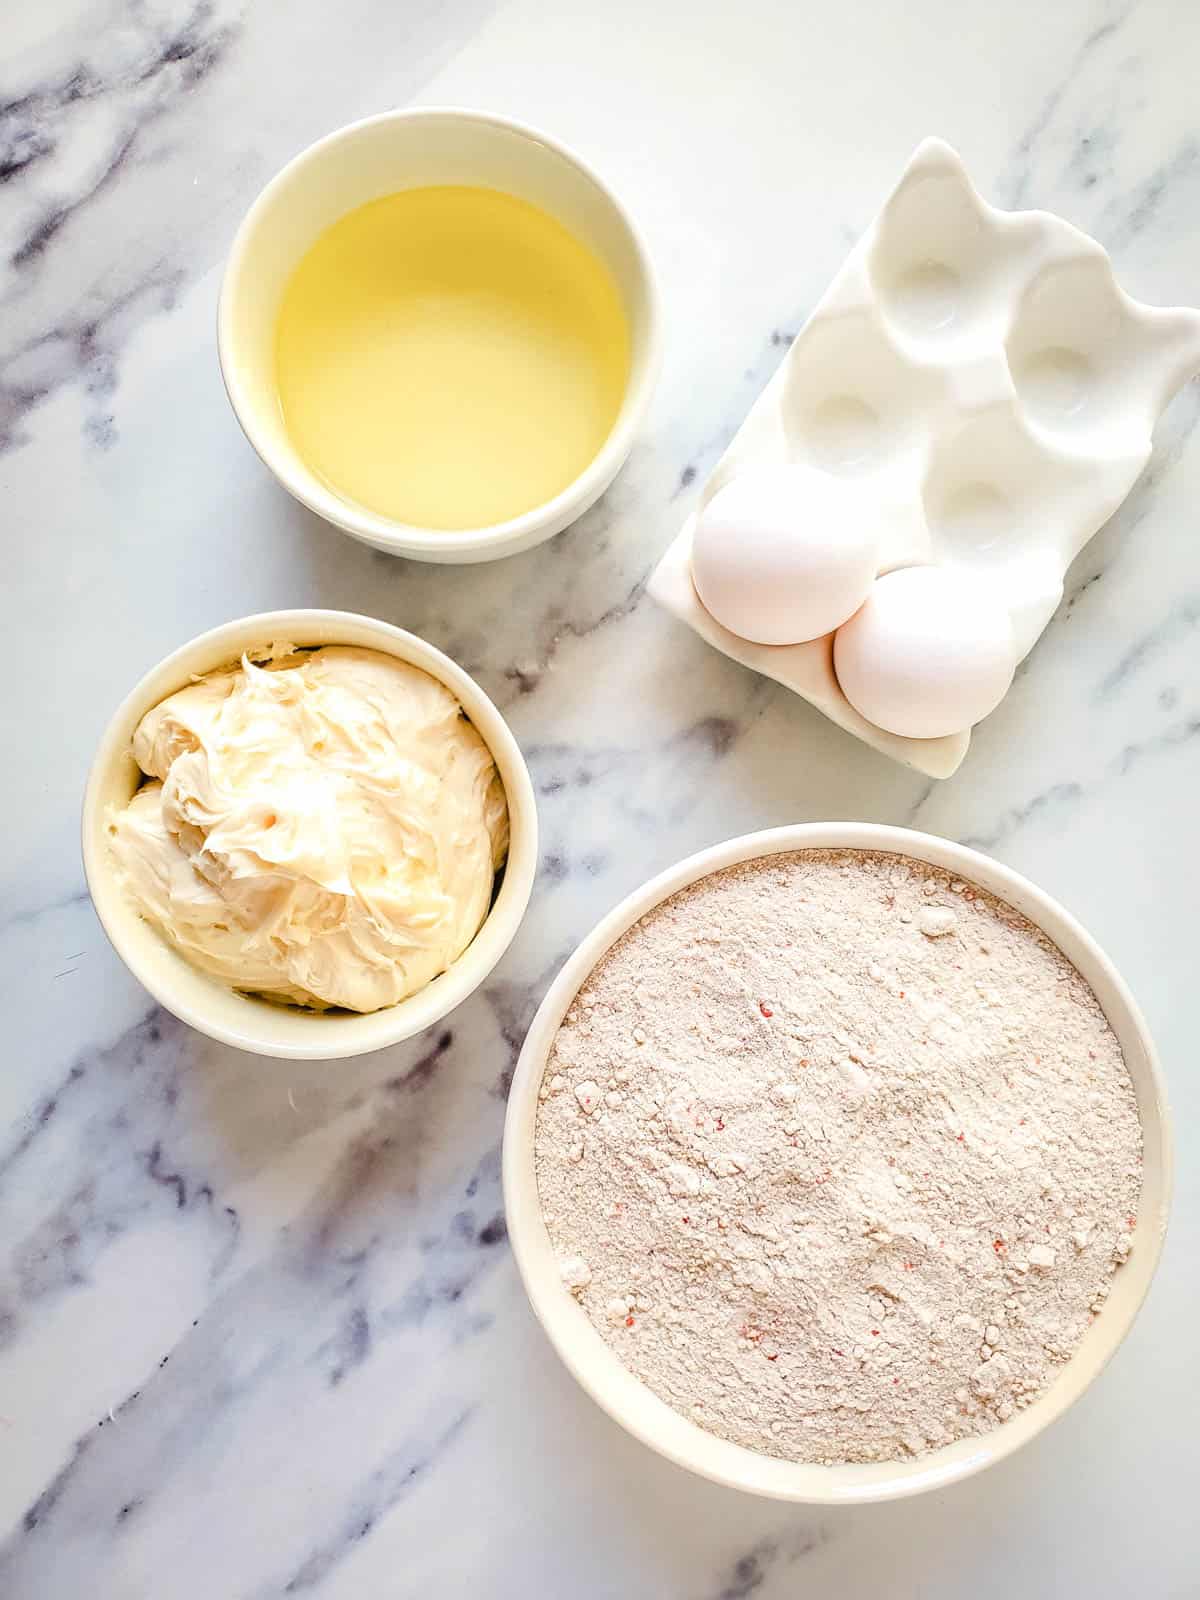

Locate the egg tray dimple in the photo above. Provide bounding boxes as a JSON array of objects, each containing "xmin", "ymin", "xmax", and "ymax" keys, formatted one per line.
[{"xmin": 649, "ymin": 137, "xmax": 1200, "ymax": 778}]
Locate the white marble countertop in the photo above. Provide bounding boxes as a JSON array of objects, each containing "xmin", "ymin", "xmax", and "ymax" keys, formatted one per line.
[{"xmin": 2, "ymin": 1, "xmax": 1198, "ymax": 1594}]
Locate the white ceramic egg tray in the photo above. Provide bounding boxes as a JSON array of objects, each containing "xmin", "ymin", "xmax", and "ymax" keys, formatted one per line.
[{"xmin": 649, "ymin": 137, "xmax": 1200, "ymax": 778}]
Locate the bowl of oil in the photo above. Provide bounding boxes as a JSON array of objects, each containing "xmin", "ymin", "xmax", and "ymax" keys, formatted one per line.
[{"xmin": 219, "ymin": 107, "xmax": 660, "ymax": 563}]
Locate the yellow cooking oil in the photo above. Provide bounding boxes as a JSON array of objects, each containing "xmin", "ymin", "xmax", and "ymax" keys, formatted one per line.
[{"xmin": 274, "ymin": 185, "xmax": 632, "ymax": 530}]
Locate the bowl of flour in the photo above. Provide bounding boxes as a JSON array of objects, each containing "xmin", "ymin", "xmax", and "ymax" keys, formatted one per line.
[{"xmin": 502, "ymin": 824, "xmax": 1171, "ymax": 1502}]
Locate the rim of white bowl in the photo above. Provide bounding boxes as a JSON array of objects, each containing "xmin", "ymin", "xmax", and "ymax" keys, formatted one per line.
[
  {"xmin": 217, "ymin": 106, "xmax": 662, "ymax": 563},
  {"xmin": 82, "ymin": 610, "xmax": 538, "ymax": 1059},
  {"xmin": 502, "ymin": 822, "xmax": 1173, "ymax": 1503}
]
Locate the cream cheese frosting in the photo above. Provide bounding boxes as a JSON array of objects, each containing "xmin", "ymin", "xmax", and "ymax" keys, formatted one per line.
[{"xmin": 107, "ymin": 645, "xmax": 509, "ymax": 1012}]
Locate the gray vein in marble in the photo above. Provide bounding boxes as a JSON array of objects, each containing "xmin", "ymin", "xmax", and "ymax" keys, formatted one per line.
[
  {"xmin": 3, "ymin": 0, "xmax": 240, "ymax": 268},
  {"xmin": 0, "ymin": 0, "xmax": 239, "ymax": 450},
  {"xmin": 944, "ymin": 702, "xmax": 1199, "ymax": 856},
  {"xmin": 1113, "ymin": 711, "xmax": 1200, "ymax": 775},
  {"xmin": 1096, "ymin": 600, "xmax": 1200, "ymax": 700},
  {"xmin": 670, "ymin": 326, "xmax": 801, "ymax": 506},
  {"xmin": 526, "ymin": 713, "xmax": 749, "ymax": 801},
  {"xmin": 482, "ymin": 961, "xmax": 571, "ymax": 1095},
  {"xmin": 700, "ymin": 1526, "xmax": 828, "ymax": 1600},
  {"xmin": 1045, "ymin": 386, "xmax": 1198, "ymax": 659},
  {"xmin": 0, "ymin": 254, "xmax": 184, "ymax": 450},
  {"xmin": 714, "ymin": 1543, "xmax": 777, "ymax": 1600},
  {"xmin": 1, "ymin": 885, "xmax": 89, "ymax": 932},
  {"xmin": 903, "ymin": 777, "xmax": 939, "ymax": 825},
  {"xmin": 1061, "ymin": 570, "xmax": 1104, "ymax": 617},
  {"xmin": 20, "ymin": 1435, "xmax": 93, "ymax": 1538},
  {"xmin": 1, "ymin": 1090, "xmax": 507, "ymax": 1571},
  {"xmin": 0, "ymin": 1008, "xmax": 241, "ymax": 1346},
  {"xmin": 959, "ymin": 781, "xmax": 1086, "ymax": 853},
  {"xmin": 997, "ymin": 0, "xmax": 1200, "ymax": 295},
  {"xmin": 271, "ymin": 1409, "xmax": 473, "ymax": 1596},
  {"xmin": 1000, "ymin": 3, "xmax": 1133, "ymax": 208},
  {"xmin": 711, "ymin": 1544, "xmax": 774, "ymax": 1600},
  {"xmin": 1102, "ymin": 138, "xmax": 1200, "ymax": 252},
  {"xmin": 1065, "ymin": 124, "xmax": 1119, "ymax": 196},
  {"xmin": 384, "ymin": 1025, "xmax": 457, "ymax": 1099},
  {"xmin": 503, "ymin": 564, "xmax": 649, "ymax": 697},
  {"xmin": 526, "ymin": 710, "xmax": 764, "ymax": 855},
  {"xmin": 540, "ymin": 846, "xmax": 610, "ymax": 881},
  {"xmin": 0, "ymin": 1057, "xmax": 88, "ymax": 1189}
]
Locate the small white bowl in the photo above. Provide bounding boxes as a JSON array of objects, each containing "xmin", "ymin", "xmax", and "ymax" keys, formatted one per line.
[
  {"xmin": 82, "ymin": 610, "xmax": 537, "ymax": 1059},
  {"xmin": 218, "ymin": 107, "xmax": 661, "ymax": 564},
  {"xmin": 503, "ymin": 822, "xmax": 1172, "ymax": 1503}
]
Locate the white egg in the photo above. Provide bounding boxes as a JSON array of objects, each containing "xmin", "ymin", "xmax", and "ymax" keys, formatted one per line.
[
  {"xmin": 690, "ymin": 463, "xmax": 881, "ymax": 645},
  {"xmin": 833, "ymin": 566, "xmax": 1016, "ymax": 738}
]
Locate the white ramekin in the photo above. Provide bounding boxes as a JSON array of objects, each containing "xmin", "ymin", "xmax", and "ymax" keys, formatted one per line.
[
  {"xmin": 218, "ymin": 107, "xmax": 661, "ymax": 564},
  {"xmin": 82, "ymin": 610, "xmax": 537, "ymax": 1059},
  {"xmin": 502, "ymin": 823, "xmax": 1172, "ymax": 1503}
]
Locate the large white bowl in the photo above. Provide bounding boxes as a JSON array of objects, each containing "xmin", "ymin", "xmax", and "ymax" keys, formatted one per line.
[
  {"xmin": 503, "ymin": 823, "xmax": 1172, "ymax": 1503},
  {"xmin": 218, "ymin": 107, "xmax": 661, "ymax": 564},
  {"xmin": 82, "ymin": 610, "xmax": 537, "ymax": 1059}
]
